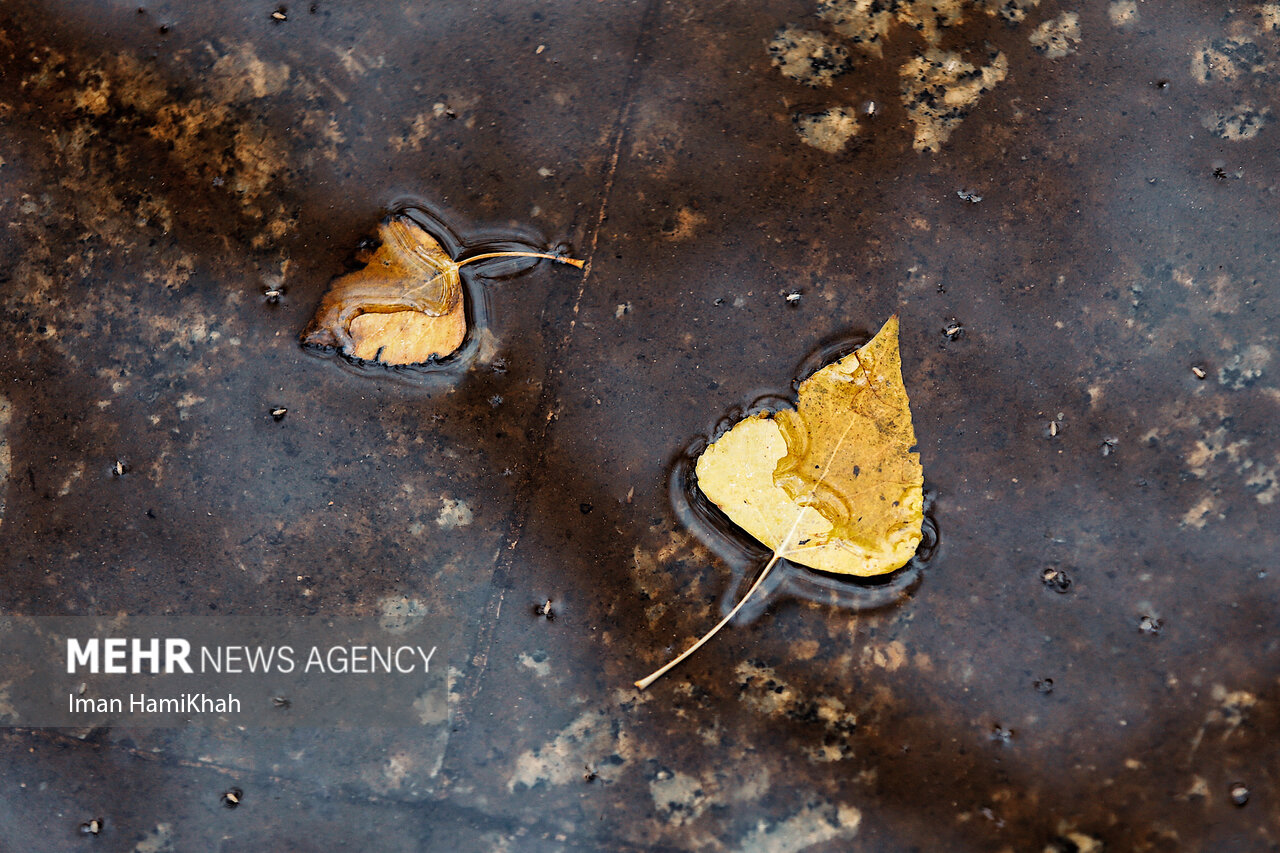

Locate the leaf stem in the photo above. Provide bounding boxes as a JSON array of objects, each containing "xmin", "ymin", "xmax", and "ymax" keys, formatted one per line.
[
  {"xmin": 635, "ymin": 505, "xmax": 812, "ymax": 690},
  {"xmin": 634, "ymin": 550, "xmax": 785, "ymax": 690},
  {"xmin": 457, "ymin": 251, "xmax": 585, "ymax": 269},
  {"xmin": 400, "ymin": 251, "xmax": 583, "ymax": 305}
]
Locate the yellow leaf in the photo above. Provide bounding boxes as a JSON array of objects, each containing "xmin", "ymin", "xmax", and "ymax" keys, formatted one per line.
[
  {"xmin": 301, "ymin": 215, "xmax": 583, "ymax": 366},
  {"xmin": 636, "ymin": 316, "xmax": 923, "ymax": 689},
  {"xmin": 698, "ymin": 314, "xmax": 923, "ymax": 575}
]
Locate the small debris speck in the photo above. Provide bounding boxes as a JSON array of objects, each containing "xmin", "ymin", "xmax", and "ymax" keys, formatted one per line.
[
  {"xmin": 1041, "ymin": 567, "xmax": 1072, "ymax": 593},
  {"xmin": 1191, "ymin": 365, "xmax": 1207, "ymax": 379},
  {"xmin": 957, "ymin": 189, "xmax": 983, "ymax": 203},
  {"xmin": 535, "ymin": 599, "xmax": 555, "ymax": 620},
  {"xmin": 1101, "ymin": 436, "xmax": 1118, "ymax": 457},
  {"xmin": 270, "ymin": 407, "xmax": 287, "ymax": 421},
  {"xmin": 111, "ymin": 460, "xmax": 129, "ymax": 477},
  {"xmin": 943, "ymin": 319, "xmax": 965, "ymax": 340},
  {"xmin": 1034, "ymin": 678, "xmax": 1054, "ymax": 694},
  {"xmin": 79, "ymin": 818, "xmax": 103, "ymax": 836},
  {"xmin": 990, "ymin": 724, "xmax": 1014, "ymax": 744},
  {"xmin": 221, "ymin": 788, "xmax": 243, "ymax": 809},
  {"xmin": 785, "ymin": 290, "xmax": 802, "ymax": 305},
  {"xmin": 1230, "ymin": 783, "xmax": 1250, "ymax": 806},
  {"xmin": 271, "ymin": 8, "xmax": 287, "ymax": 21},
  {"xmin": 1139, "ymin": 614, "xmax": 1163, "ymax": 635}
]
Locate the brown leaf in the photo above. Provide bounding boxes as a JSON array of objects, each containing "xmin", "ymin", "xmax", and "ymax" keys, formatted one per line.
[{"xmin": 301, "ymin": 215, "xmax": 582, "ymax": 366}]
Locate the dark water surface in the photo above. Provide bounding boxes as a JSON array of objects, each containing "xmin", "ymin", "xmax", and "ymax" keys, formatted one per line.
[{"xmin": 1, "ymin": 0, "xmax": 1278, "ymax": 849}]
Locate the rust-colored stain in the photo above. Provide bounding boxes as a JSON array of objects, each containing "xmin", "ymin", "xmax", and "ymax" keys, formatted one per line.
[{"xmin": 0, "ymin": 0, "xmax": 1278, "ymax": 850}]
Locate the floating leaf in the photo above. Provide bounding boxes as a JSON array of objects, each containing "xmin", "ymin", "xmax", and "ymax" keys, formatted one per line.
[
  {"xmin": 636, "ymin": 316, "xmax": 923, "ymax": 688},
  {"xmin": 301, "ymin": 214, "xmax": 583, "ymax": 366}
]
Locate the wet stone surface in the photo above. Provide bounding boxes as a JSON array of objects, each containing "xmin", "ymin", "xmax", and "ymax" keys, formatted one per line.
[{"xmin": 1, "ymin": 0, "xmax": 1279, "ymax": 850}]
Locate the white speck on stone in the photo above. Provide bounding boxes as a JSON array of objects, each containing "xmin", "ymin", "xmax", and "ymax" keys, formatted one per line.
[
  {"xmin": 436, "ymin": 498, "xmax": 473, "ymax": 529},
  {"xmin": 615, "ymin": 302, "xmax": 632, "ymax": 319},
  {"xmin": 537, "ymin": 167, "xmax": 554, "ymax": 178}
]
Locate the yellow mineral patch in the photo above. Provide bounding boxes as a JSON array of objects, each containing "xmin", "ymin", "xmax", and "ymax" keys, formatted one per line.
[
  {"xmin": 899, "ymin": 49, "xmax": 1009, "ymax": 152},
  {"xmin": 1029, "ymin": 12, "xmax": 1082, "ymax": 59},
  {"xmin": 1108, "ymin": 1, "xmax": 1139, "ymax": 27},
  {"xmin": 1191, "ymin": 37, "xmax": 1267, "ymax": 84},
  {"xmin": 794, "ymin": 107, "xmax": 860, "ymax": 153},
  {"xmin": 1201, "ymin": 104, "xmax": 1270, "ymax": 141},
  {"xmin": 767, "ymin": 26, "xmax": 852, "ymax": 87}
]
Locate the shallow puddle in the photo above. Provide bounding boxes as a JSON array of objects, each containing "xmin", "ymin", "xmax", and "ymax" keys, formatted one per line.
[{"xmin": 0, "ymin": 0, "xmax": 1278, "ymax": 849}]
